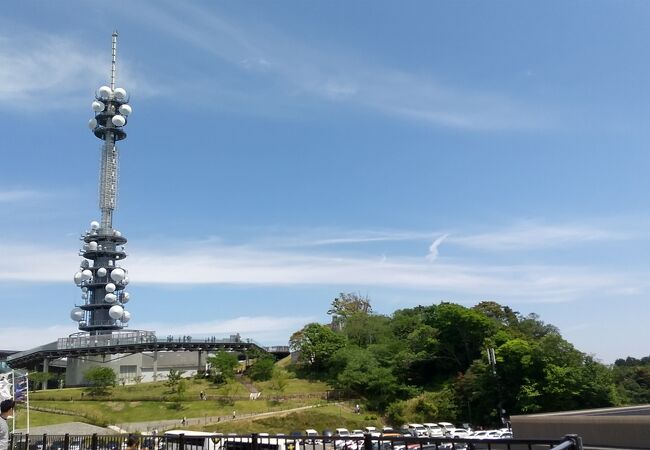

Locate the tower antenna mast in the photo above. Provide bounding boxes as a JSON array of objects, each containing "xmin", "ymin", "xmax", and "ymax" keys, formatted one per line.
[
  {"xmin": 72, "ymin": 32, "xmax": 133, "ymax": 335},
  {"xmin": 110, "ymin": 31, "xmax": 118, "ymax": 91}
]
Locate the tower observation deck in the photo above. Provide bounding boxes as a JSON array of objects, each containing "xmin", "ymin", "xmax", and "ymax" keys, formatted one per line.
[{"xmin": 71, "ymin": 32, "xmax": 133, "ymax": 335}]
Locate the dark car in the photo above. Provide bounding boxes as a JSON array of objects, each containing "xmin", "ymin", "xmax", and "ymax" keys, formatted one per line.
[{"xmin": 322, "ymin": 430, "xmax": 334, "ymax": 443}]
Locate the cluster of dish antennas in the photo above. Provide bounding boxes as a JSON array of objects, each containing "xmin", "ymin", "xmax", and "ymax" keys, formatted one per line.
[
  {"xmin": 87, "ymin": 86, "xmax": 132, "ymax": 131},
  {"xmin": 70, "ymin": 220, "xmax": 132, "ymax": 325}
]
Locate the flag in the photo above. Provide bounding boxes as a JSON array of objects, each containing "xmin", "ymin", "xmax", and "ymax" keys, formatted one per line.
[
  {"xmin": 14, "ymin": 375, "xmax": 28, "ymax": 402},
  {"xmin": 0, "ymin": 373, "xmax": 11, "ymax": 400}
]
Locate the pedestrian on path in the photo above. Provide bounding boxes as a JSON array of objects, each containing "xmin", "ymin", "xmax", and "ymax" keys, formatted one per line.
[{"xmin": 232, "ymin": 410, "xmax": 236, "ymax": 419}]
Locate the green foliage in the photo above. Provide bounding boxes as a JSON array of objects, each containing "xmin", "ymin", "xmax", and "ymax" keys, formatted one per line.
[
  {"xmin": 209, "ymin": 351, "xmax": 239, "ymax": 383},
  {"xmin": 248, "ymin": 355, "xmax": 276, "ymax": 381},
  {"xmin": 288, "ymin": 298, "xmax": 621, "ymax": 426},
  {"xmin": 328, "ymin": 292, "xmax": 373, "ymax": 330},
  {"xmin": 268, "ymin": 369, "xmax": 289, "ymax": 402},
  {"xmin": 165, "ymin": 369, "xmax": 185, "ymax": 392},
  {"xmin": 28, "ymin": 372, "xmax": 55, "ymax": 390},
  {"xmin": 331, "ymin": 346, "xmax": 404, "ymax": 410},
  {"xmin": 84, "ymin": 367, "xmax": 116, "ymax": 397},
  {"xmin": 290, "ymin": 323, "xmax": 347, "ymax": 374}
]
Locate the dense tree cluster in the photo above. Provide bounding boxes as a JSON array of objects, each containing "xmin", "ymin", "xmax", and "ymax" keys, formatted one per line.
[{"xmin": 289, "ymin": 295, "xmax": 625, "ymax": 426}]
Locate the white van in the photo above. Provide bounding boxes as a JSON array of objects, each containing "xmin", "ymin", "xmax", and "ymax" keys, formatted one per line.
[
  {"xmin": 164, "ymin": 431, "xmax": 224, "ymax": 450},
  {"xmin": 437, "ymin": 423, "xmax": 455, "ymax": 435},
  {"xmin": 221, "ymin": 436, "xmax": 293, "ymax": 450}
]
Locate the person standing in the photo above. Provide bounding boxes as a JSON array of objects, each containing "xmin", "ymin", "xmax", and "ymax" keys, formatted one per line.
[
  {"xmin": 125, "ymin": 435, "xmax": 139, "ymax": 450},
  {"xmin": 0, "ymin": 399, "xmax": 15, "ymax": 450}
]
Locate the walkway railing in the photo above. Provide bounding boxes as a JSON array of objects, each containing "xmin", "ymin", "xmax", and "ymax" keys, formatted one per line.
[{"xmin": 9, "ymin": 432, "xmax": 583, "ymax": 450}]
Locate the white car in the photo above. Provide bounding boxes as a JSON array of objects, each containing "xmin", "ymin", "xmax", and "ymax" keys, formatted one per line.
[
  {"xmin": 364, "ymin": 427, "xmax": 381, "ymax": 438},
  {"xmin": 335, "ymin": 428, "xmax": 351, "ymax": 437},
  {"xmin": 446, "ymin": 428, "xmax": 470, "ymax": 439},
  {"xmin": 422, "ymin": 423, "xmax": 444, "ymax": 437},
  {"xmin": 406, "ymin": 424, "xmax": 429, "ymax": 437}
]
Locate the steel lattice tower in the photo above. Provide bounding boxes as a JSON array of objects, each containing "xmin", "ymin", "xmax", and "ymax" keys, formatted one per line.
[{"xmin": 71, "ymin": 32, "xmax": 133, "ymax": 335}]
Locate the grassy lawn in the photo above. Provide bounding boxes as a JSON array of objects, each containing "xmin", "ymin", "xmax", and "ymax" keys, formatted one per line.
[
  {"xmin": 255, "ymin": 378, "xmax": 330, "ymax": 395},
  {"xmin": 25, "ymin": 370, "xmax": 336, "ymax": 427},
  {"xmin": 31, "ymin": 397, "xmax": 323, "ymax": 424},
  {"xmin": 30, "ymin": 379, "xmax": 252, "ymax": 401},
  {"xmin": 10, "ymin": 407, "xmax": 87, "ymax": 429},
  {"xmin": 198, "ymin": 404, "xmax": 383, "ymax": 434}
]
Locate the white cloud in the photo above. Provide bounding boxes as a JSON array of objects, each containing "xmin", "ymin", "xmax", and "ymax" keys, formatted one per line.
[
  {"xmin": 0, "ymin": 189, "xmax": 48, "ymax": 203},
  {"xmin": 449, "ymin": 222, "xmax": 626, "ymax": 251},
  {"xmin": 0, "ymin": 324, "xmax": 74, "ymax": 350},
  {"xmin": 0, "ymin": 31, "xmax": 157, "ymax": 110},
  {"xmin": 0, "ymin": 231, "xmax": 644, "ymax": 305},
  {"xmin": 426, "ymin": 234, "xmax": 448, "ymax": 261}
]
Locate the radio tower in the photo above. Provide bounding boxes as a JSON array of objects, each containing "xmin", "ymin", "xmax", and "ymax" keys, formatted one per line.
[{"xmin": 71, "ymin": 31, "xmax": 133, "ymax": 335}]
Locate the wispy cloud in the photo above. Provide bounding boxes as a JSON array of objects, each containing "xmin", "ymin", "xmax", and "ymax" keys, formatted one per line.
[
  {"xmin": 129, "ymin": 2, "xmax": 544, "ymax": 131},
  {"xmin": 0, "ymin": 30, "xmax": 157, "ymax": 110},
  {"xmin": 0, "ymin": 189, "xmax": 49, "ymax": 203},
  {"xmin": 448, "ymin": 222, "xmax": 626, "ymax": 251},
  {"xmin": 426, "ymin": 234, "xmax": 449, "ymax": 261},
  {"xmin": 0, "ymin": 231, "xmax": 644, "ymax": 304}
]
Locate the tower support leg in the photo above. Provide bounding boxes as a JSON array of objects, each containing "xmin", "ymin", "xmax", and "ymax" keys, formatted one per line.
[
  {"xmin": 153, "ymin": 351, "xmax": 158, "ymax": 382},
  {"xmin": 43, "ymin": 358, "xmax": 50, "ymax": 390}
]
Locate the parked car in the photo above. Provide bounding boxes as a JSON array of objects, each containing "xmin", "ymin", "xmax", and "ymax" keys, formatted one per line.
[
  {"xmin": 446, "ymin": 428, "xmax": 470, "ymax": 439},
  {"xmin": 364, "ymin": 427, "xmax": 381, "ymax": 438},
  {"xmin": 322, "ymin": 430, "xmax": 334, "ymax": 443},
  {"xmin": 422, "ymin": 423, "xmax": 444, "ymax": 437},
  {"xmin": 406, "ymin": 424, "xmax": 429, "ymax": 437}
]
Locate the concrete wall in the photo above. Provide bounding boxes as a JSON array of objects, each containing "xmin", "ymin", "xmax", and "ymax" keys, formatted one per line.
[
  {"xmin": 66, "ymin": 353, "xmax": 144, "ymax": 386},
  {"xmin": 65, "ymin": 350, "xmax": 209, "ymax": 386},
  {"xmin": 511, "ymin": 414, "xmax": 650, "ymax": 449}
]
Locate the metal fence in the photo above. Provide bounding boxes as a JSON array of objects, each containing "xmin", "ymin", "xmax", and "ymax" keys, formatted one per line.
[{"xmin": 9, "ymin": 432, "xmax": 583, "ymax": 450}]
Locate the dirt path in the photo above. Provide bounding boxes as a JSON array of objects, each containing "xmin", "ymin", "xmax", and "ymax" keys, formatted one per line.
[{"xmin": 114, "ymin": 404, "xmax": 321, "ymax": 433}]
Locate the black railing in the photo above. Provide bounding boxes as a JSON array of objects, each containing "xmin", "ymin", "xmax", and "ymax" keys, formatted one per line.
[{"xmin": 9, "ymin": 433, "xmax": 583, "ymax": 450}]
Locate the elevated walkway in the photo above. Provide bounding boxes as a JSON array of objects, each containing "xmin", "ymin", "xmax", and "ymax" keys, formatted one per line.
[{"xmin": 6, "ymin": 331, "xmax": 289, "ymax": 369}]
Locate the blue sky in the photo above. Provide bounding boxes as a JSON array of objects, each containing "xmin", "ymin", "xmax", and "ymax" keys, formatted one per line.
[{"xmin": 2, "ymin": 1, "xmax": 650, "ymax": 363}]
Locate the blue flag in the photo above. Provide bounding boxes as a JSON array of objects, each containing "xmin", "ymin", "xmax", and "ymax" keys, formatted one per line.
[{"xmin": 14, "ymin": 376, "xmax": 27, "ymax": 402}]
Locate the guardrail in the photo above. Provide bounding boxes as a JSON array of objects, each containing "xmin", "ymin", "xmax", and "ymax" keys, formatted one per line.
[{"xmin": 9, "ymin": 432, "xmax": 583, "ymax": 450}]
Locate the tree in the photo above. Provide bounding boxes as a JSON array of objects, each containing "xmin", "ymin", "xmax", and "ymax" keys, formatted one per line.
[
  {"xmin": 426, "ymin": 303, "xmax": 496, "ymax": 374},
  {"xmin": 165, "ymin": 369, "xmax": 184, "ymax": 392},
  {"xmin": 28, "ymin": 372, "xmax": 54, "ymax": 391},
  {"xmin": 328, "ymin": 293, "xmax": 372, "ymax": 330},
  {"xmin": 248, "ymin": 355, "xmax": 275, "ymax": 381},
  {"xmin": 269, "ymin": 369, "xmax": 289, "ymax": 401},
  {"xmin": 343, "ymin": 313, "xmax": 392, "ymax": 348},
  {"xmin": 289, "ymin": 323, "xmax": 346, "ymax": 374},
  {"xmin": 209, "ymin": 351, "xmax": 239, "ymax": 383},
  {"xmin": 84, "ymin": 366, "xmax": 116, "ymax": 396},
  {"xmin": 331, "ymin": 346, "xmax": 405, "ymax": 410}
]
